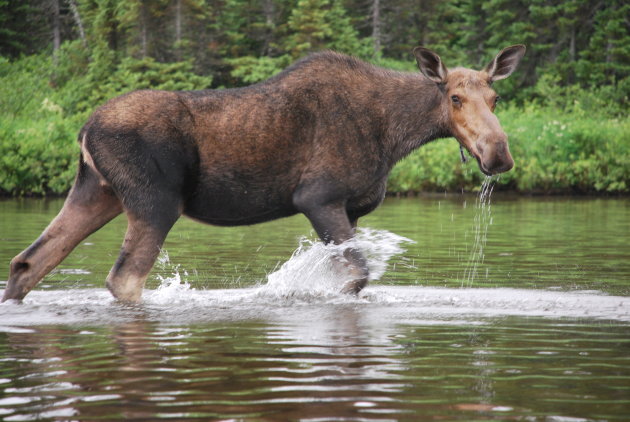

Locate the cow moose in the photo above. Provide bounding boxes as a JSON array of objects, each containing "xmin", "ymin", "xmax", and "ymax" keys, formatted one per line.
[{"xmin": 3, "ymin": 45, "xmax": 525, "ymax": 303}]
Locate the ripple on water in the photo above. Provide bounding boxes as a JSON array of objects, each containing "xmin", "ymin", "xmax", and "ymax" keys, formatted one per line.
[{"xmin": 0, "ymin": 312, "xmax": 628, "ymax": 421}]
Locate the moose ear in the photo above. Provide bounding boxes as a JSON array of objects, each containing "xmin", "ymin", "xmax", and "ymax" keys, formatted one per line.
[
  {"xmin": 413, "ymin": 46, "xmax": 448, "ymax": 84},
  {"xmin": 485, "ymin": 45, "xmax": 526, "ymax": 82}
]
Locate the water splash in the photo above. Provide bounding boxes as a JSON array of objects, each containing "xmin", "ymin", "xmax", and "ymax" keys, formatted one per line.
[
  {"xmin": 259, "ymin": 228, "xmax": 412, "ymax": 299},
  {"xmin": 462, "ymin": 176, "xmax": 497, "ymax": 287},
  {"xmin": 142, "ymin": 230, "xmax": 412, "ymax": 305},
  {"xmin": 148, "ymin": 250, "xmax": 194, "ymax": 304}
]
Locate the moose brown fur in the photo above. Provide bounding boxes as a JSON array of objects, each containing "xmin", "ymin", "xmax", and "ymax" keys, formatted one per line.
[{"xmin": 3, "ymin": 45, "xmax": 525, "ymax": 303}]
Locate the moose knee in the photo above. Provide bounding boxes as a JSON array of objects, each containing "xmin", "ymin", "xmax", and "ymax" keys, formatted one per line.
[{"xmin": 10, "ymin": 258, "xmax": 30, "ymax": 276}]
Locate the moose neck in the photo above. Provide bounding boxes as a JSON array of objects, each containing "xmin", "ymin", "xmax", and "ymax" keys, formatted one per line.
[{"xmin": 381, "ymin": 73, "xmax": 451, "ymax": 167}]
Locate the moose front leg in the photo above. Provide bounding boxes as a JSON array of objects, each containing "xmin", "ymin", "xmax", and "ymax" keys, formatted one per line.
[{"xmin": 294, "ymin": 190, "xmax": 369, "ymax": 294}]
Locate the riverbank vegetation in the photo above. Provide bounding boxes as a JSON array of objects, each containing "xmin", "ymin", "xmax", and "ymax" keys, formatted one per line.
[{"xmin": 1, "ymin": 0, "xmax": 628, "ymax": 196}]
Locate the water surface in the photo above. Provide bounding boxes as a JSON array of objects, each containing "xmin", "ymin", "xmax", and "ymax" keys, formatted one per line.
[{"xmin": 0, "ymin": 196, "xmax": 628, "ymax": 421}]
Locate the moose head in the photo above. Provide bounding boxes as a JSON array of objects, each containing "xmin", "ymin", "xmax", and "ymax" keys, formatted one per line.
[{"xmin": 414, "ymin": 45, "xmax": 526, "ymax": 175}]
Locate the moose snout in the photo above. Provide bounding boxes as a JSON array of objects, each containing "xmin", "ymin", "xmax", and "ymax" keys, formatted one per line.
[{"xmin": 476, "ymin": 135, "xmax": 514, "ymax": 175}]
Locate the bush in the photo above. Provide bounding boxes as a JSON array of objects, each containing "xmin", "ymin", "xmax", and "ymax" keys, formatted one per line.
[
  {"xmin": 0, "ymin": 112, "xmax": 79, "ymax": 196},
  {"xmin": 0, "ymin": 54, "xmax": 80, "ymax": 196},
  {"xmin": 84, "ymin": 56, "xmax": 213, "ymax": 111},
  {"xmin": 0, "ymin": 54, "xmax": 51, "ymax": 117},
  {"xmin": 503, "ymin": 105, "xmax": 630, "ymax": 193},
  {"xmin": 227, "ymin": 55, "xmax": 291, "ymax": 84}
]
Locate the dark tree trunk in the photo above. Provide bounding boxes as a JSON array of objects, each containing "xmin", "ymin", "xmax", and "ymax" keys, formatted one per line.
[
  {"xmin": 140, "ymin": 1, "xmax": 148, "ymax": 58},
  {"xmin": 262, "ymin": 0, "xmax": 275, "ymax": 55}
]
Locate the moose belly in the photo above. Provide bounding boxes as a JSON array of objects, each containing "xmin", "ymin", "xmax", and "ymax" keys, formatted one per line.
[{"xmin": 183, "ymin": 177, "xmax": 298, "ymax": 226}]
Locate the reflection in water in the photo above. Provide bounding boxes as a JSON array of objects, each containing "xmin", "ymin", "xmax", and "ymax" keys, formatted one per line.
[
  {"xmin": 1, "ymin": 306, "xmax": 412, "ymax": 421},
  {"xmin": 1, "ymin": 305, "xmax": 629, "ymax": 421}
]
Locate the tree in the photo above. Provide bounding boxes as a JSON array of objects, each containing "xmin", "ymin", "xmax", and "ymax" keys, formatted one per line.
[
  {"xmin": 579, "ymin": 0, "xmax": 630, "ymax": 86},
  {"xmin": 284, "ymin": 0, "xmax": 369, "ymax": 58},
  {"xmin": 0, "ymin": 0, "xmax": 32, "ymax": 57}
]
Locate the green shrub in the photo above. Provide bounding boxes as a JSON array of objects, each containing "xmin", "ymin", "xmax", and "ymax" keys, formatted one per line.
[
  {"xmin": 504, "ymin": 106, "xmax": 629, "ymax": 193},
  {"xmin": 0, "ymin": 54, "xmax": 51, "ymax": 117},
  {"xmin": 227, "ymin": 55, "xmax": 291, "ymax": 84},
  {"xmin": 0, "ymin": 54, "xmax": 80, "ymax": 196},
  {"xmin": 84, "ymin": 57, "xmax": 213, "ymax": 111},
  {"xmin": 0, "ymin": 52, "xmax": 214, "ymax": 196},
  {"xmin": 0, "ymin": 112, "xmax": 79, "ymax": 196}
]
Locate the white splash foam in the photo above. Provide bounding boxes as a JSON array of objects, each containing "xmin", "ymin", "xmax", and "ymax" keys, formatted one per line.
[
  {"xmin": 258, "ymin": 228, "xmax": 412, "ymax": 299},
  {"xmin": 0, "ymin": 286, "xmax": 629, "ymax": 325},
  {"xmin": 147, "ymin": 250, "xmax": 194, "ymax": 305}
]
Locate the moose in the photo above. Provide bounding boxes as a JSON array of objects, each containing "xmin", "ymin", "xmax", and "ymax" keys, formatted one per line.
[{"xmin": 3, "ymin": 45, "xmax": 525, "ymax": 303}]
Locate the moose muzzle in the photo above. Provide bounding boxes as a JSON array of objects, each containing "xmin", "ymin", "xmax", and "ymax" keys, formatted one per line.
[{"xmin": 476, "ymin": 133, "xmax": 514, "ymax": 175}]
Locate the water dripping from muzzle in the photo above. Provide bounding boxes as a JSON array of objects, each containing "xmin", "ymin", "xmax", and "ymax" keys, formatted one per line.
[{"xmin": 461, "ymin": 176, "xmax": 497, "ymax": 287}]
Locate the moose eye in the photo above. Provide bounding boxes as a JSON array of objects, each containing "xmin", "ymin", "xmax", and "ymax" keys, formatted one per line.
[
  {"xmin": 494, "ymin": 96, "xmax": 501, "ymax": 106},
  {"xmin": 451, "ymin": 95, "xmax": 461, "ymax": 105}
]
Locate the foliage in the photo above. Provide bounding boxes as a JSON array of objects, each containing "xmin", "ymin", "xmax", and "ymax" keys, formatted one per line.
[
  {"xmin": 84, "ymin": 56, "xmax": 213, "ymax": 109},
  {"xmin": 0, "ymin": 0, "xmax": 628, "ymax": 196},
  {"xmin": 0, "ymin": 108, "xmax": 79, "ymax": 196},
  {"xmin": 0, "ymin": 0, "xmax": 40, "ymax": 57},
  {"xmin": 283, "ymin": 0, "xmax": 371, "ymax": 59},
  {"xmin": 225, "ymin": 0, "xmax": 372, "ymax": 84},
  {"xmin": 227, "ymin": 55, "xmax": 291, "ymax": 84},
  {"xmin": 0, "ymin": 54, "xmax": 51, "ymax": 117},
  {"xmin": 0, "ymin": 50, "xmax": 211, "ymax": 196},
  {"xmin": 500, "ymin": 106, "xmax": 630, "ymax": 193}
]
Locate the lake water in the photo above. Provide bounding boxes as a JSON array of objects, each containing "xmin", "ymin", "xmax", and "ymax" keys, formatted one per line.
[{"xmin": 0, "ymin": 194, "xmax": 629, "ymax": 421}]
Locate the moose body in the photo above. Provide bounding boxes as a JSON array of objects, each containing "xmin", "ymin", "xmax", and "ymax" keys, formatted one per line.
[{"xmin": 3, "ymin": 45, "xmax": 525, "ymax": 303}]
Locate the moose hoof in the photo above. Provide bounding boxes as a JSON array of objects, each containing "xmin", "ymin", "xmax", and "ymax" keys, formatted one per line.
[
  {"xmin": 340, "ymin": 277, "xmax": 368, "ymax": 295},
  {"xmin": 2, "ymin": 283, "xmax": 27, "ymax": 304},
  {"xmin": 1, "ymin": 297, "xmax": 23, "ymax": 305},
  {"xmin": 106, "ymin": 279, "xmax": 144, "ymax": 303}
]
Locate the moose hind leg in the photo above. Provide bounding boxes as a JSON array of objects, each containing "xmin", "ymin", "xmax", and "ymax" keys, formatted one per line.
[
  {"xmin": 3, "ymin": 165, "xmax": 123, "ymax": 302},
  {"xmin": 106, "ymin": 201, "xmax": 181, "ymax": 303}
]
